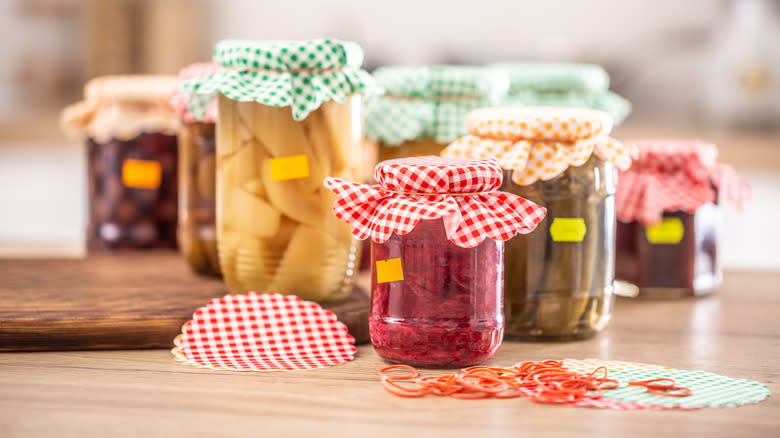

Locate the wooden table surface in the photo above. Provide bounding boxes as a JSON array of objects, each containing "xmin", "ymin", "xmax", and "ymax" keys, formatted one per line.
[{"xmin": 1, "ymin": 270, "xmax": 778, "ymax": 437}]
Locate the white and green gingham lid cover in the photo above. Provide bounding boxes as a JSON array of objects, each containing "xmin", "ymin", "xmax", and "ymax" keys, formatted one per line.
[
  {"xmin": 181, "ymin": 39, "xmax": 381, "ymax": 121},
  {"xmin": 492, "ymin": 62, "xmax": 610, "ymax": 94},
  {"xmin": 364, "ymin": 65, "xmax": 509, "ymax": 146}
]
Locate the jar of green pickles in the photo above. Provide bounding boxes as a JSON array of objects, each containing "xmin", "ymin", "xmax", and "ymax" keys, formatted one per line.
[
  {"xmin": 443, "ymin": 107, "xmax": 637, "ymax": 340},
  {"xmin": 490, "ymin": 63, "xmax": 631, "ymax": 125},
  {"xmin": 364, "ymin": 65, "xmax": 509, "ymax": 166},
  {"xmin": 180, "ymin": 39, "xmax": 380, "ymax": 302},
  {"xmin": 170, "ymin": 63, "xmax": 222, "ymax": 276}
]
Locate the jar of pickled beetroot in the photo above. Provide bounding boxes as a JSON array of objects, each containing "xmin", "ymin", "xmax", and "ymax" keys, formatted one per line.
[
  {"xmin": 170, "ymin": 63, "xmax": 222, "ymax": 276},
  {"xmin": 364, "ymin": 65, "xmax": 509, "ymax": 167},
  {"xmin": 615, "ymin": 140, "xmax": 750, "ymax": 298},
  {"xmin": 61, "ymin": 75, "xmax": 179, "ymax": 250},
  {"xmin": 443, "ymin": 107, "xmax": 636, "ymax": 341},
  {"xmin": 181, "ymin": 39, "xmax": 380, "ymax": 301},
  {"xmin": 325, "ymin": 156, "xmax": 546, "ymax": 367}
]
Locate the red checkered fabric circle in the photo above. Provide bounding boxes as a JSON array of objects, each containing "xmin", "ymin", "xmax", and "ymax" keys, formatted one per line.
[
  {"xmin": 616, "ymin": 140, "xmax": 750, "ymax": 225},
  {"xmin": 169, "ymin": 62, "xmax": 221, "ymax": 123},
  {"xmin": 324, "ymin": 156, "xmax": 546, "ymax": 248},
  {"xmin": 172, "ymin": 292, "xmax": 356, "ymax": 371}
]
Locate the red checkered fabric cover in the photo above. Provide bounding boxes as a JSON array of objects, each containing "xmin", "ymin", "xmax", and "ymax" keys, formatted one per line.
[
  {"xmin": 172, "ymin": 292, "xmax": 356, "ymax": 371},
  {"xmin": 616, "ymin": 140, "xmax": 750, "ymax": 225},
  {"xmin": 324, "ymin": 156, "xmax": 547, "ymax": 248},
  {"xmin": 169, "ymin": 62, "xmax": 221, "ymax": 123}
]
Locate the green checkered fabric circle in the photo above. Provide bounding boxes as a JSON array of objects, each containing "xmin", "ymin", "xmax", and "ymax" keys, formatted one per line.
[
  {"xmin": 604, "ymin": 368, "xmax": 770, "ymax": 409},
  {"xmin": 364, "ymin": 65, "xmax": 509, "ymax": 146},
  {"xmin": 180, "ymin": 39, "xmax": 381, "ymax": 121},
  {"xmin": 492, "ymin": 63, "xmax": 631, "ymax": 125}
]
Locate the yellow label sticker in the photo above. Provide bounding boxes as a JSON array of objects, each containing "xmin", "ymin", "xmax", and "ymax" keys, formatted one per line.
[
  {"xmin": 122, "ymin": 159, "xmax": 161, "ymax": 189},
  {"xmin": 376, "ymin": 258, "xmax": 404, "ymax": 284},
  {"xmin": 269, "ymin": 154, "xmax": 310, "ymax": 181},
  {"xmin": 549, "ymin": 218, "xmax": 587, "ymax": 242},
  {"xmin": 645, "ymin": 217, "xmax": 685, "ymax": 244}
]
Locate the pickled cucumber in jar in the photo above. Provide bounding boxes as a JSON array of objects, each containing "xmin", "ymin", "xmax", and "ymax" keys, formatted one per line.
[{"xmin": 502, "ymin": 157, "xmax": 616, "ymax": 340}]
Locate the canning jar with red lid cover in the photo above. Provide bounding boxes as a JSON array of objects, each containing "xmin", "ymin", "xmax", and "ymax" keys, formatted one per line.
[
  {"xmin": 615, "ymin": 139, "xmax": 750, "ymax": 298},
  {"xmin": 325, "ymin": 156, "xmax": 546, "ymax": 367}
]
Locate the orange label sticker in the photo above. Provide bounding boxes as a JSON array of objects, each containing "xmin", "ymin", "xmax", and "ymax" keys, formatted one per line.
[
  {"xmin": 376, "ymin": 258, "xmax": 404, "ymax": 284},
  {"xmin": 269, "ymin": 154, "xmax": 310, "ymax": 181},
  {"xmin": 122, "ymin": 159, "xmax": 162, "ymax": 189}
]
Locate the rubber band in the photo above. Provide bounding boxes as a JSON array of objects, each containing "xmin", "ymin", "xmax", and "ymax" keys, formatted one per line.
[
  {"xmin": 380, "ymin": 364, "xmax": 419, "ymax": 380},
  {"xmin": 377, "ymin": 360, "xmax": 691, "ymax": 403}
]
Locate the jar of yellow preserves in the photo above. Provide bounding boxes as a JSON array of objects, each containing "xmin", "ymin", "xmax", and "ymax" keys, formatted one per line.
[
  {"xmin": 170, "ymin": 63, "xmax": 222, "ymax": 276},
  {"xmin": 181, "ymin": 39, "xmax": 380, "ymax": 302}
]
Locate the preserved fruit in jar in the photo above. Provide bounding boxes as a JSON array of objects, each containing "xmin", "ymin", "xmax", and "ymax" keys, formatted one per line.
[
  {"xmin": 171, "ymin": 63, "xmax": 222, "ymax": 275},
  {"xmin": 180, "ymin": 39, "xmax": 380, "ymax": 301},
  {"xmin": 615, "ymin": 140, "xmax": 750, "ymax": 298},
  {"xmin": 61, "ymin": 75, "xmax": 180, "ymax": 250}
]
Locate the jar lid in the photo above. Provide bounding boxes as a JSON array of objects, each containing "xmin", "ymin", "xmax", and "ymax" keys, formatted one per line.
[
  {"xmin": 60, "ymin": 75, "xmax": 179, "ymax": 142},
  {"xmin": 324, "ymin": 156, "xmax": 546, "ymax": 248},
  {"xmin": 491, "ymin": 62, "xmax": 610, "ymax": 94},
  {"xmin": 83, "ymin": 75, "xmax": 178, "ymax": 102},
  {"xmin": 364, "ymin": 65, "xmax": 510, "ymax": 145},
  {"xmin": 442, "ymin": 106, "xmax": 636, "ymax": 185},
  {"xmin": 170, "ymin": 63, "xmax": 222, "ymax": 123},
  {"xmin": 616, "ymin": 140, "xmax": 750, "ymax": 225},
  {"xmin": 502, "ymin": 90, "xmax": 632, "ymax": 126},
  {"xmin": 180, "ymin": 39, "xmax": 381, "ymax": 121}
]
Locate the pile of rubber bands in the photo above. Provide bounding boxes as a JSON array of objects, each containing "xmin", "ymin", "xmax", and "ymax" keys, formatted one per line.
[{"xmin": 379, "ymin": 360, "xmax": 692, "ymax": 403}]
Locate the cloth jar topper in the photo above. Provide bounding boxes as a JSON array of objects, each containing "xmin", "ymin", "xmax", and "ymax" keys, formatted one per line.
[
  {"xmin": 615, "ymin": 139, "xmax": 750, "ymax": 226},
  {"xmin": 442, "ymin": 106, "xmax": 636, "ymax": 185},
  {"xmin": 324, "ymin": 156, "xmax": 547, "ymax": 248}
]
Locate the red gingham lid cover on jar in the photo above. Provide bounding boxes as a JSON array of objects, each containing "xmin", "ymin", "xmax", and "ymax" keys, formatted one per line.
[
  {"xmin": 169, "ymin": 63, "xmax": 222, "ymax": 123},
  {"xmin": 324, "ymin": 156, "xmax": 547, "ymax": 248},
  {"xmin": 616, "ymin": 139, "xmax": 751, "ymax": 226}
]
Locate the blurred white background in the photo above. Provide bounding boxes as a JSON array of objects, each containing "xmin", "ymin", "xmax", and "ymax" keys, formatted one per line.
[{"xmin": 0, "ymin": 0, "xmax": 778, "ymax": 268}]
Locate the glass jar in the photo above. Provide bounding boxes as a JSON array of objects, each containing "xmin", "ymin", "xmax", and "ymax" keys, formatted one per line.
[
  {"xmin": 376, "ymin": 139, "xmax": 447, "ymax": 163},
  {"xmin": 616, "ymin": 203, "xmax": 721, "ymax": 298},
  {"xmin": 216, "ymin": 94, "xmax": 361, "ymax": 301},
  {"xmin": 502, "ymin": 157, "xmax": 616, "ymax": 340},
  {"xmin": 62, "ymin": 75, "xmax": 180, "ymax": 250},
  {"xmin": 177, "ymin": 121, "xmax": 220, "ymax": 275},
  {"xmin": 370, "ymin": 219, "xmax": 505, "ymax": 368}
]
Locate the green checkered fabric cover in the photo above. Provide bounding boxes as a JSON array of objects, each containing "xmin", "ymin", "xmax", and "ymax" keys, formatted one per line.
[
  {"xmin": 180, "ymin": 39, "xmax": 381, "ymax": 121},
  {"xmin": 364, "ymin": 65, "xmax": 509, "ymax": 146},
  {"xmin": 605, "ymin": 368, "xmax": 770, "ymax": 409},
  {"xmin": 493, "ymin": 62, "xmax": 631, "ymax": 125}
]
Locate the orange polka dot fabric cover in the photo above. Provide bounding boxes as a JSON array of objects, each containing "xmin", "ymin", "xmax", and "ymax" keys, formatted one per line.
[{"xmin": 442, "ymin": 106, "xmax": 637, "ymax": 185}]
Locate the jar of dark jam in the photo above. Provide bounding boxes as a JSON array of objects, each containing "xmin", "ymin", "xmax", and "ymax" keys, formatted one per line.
[
  {"xmin": 61, "ymin": 75, "xmax": 180, "ymax": 250},
  {"xmin": 325, "ymin": 156, "xmax": 545, "ymax": 367},
  {"xmin": 442, "ymin": 107, "xmax": 636, "ymax": 341},
  {"xmin": 615, "ymin": 140, "xmax": 749, "ymax": 298}
]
